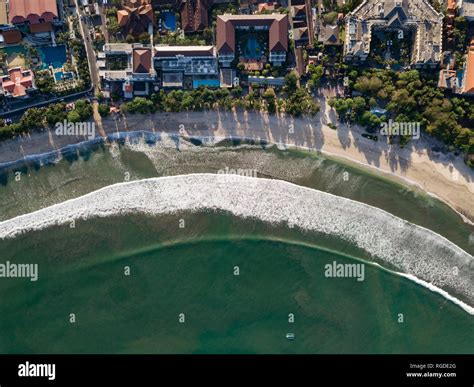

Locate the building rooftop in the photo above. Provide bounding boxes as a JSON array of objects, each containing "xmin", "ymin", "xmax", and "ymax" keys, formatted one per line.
[
  {"xmin": 30, "ymin": 22, "xmax": 53, "ymax": 33},
  {"xmin": 291, "ymin": 5, "xmax": 306, "ymax": 18},
  {"xmin": 0, "ymin": 28, "xmax": 22, "ymax": 44},
  {"xmin": 0, "ymin": 0, "xmax": 8, "ymax": 25},
  {"xmin": 0, "ymin": 67, "xmax": 34, "ymax": 97},
  {"xmin": 133, "ymin": 48, "xmax": 152, "ymax": 73},
  {"xmin": 460, "ymin": 0, "xmax": 474, "ymax": 18},
  {"xmin": 179, "ymin": 0, "xmax": 211, "ymax": 33},
  {"xmin": 463, "ymin": 38, "xmax": 474, "ymax": 94},
  {"xmin": 438, "ymin": 68, "xmax": 457, "ymax": 89},
  {"xmin": 293, "ymin": 27, "xmax": 308, "ymax": 42},
  {"xmin": 8, "ymin": 0, "xmax": 58, "ymax": 24},
  {"xmin": 344, "ymin": 0, "xmax": 443, "ymax": 66},
  {"xmin": 216, "ymin": 14, "xmax": 289, "ymax": 54},
  {"xmin": 154, "ymin": 45, "xmax": 215, "ymax": 57},
  {"xmin": 318, "ymin": 24, "xmax": 340, "ymax": 45},
  {"xmin": 155, "ymin": 46, "xmax": 217, "ymax": 75},
  {"xmin": 117, "ymin": 0, "xmax": 155, "ymax": 36},
  {"xmin": 258, "ymin": 3, "xmax": 278, "ymax": 12}
]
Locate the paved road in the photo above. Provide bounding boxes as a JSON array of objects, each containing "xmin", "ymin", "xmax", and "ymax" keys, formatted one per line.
[
  {"xmin": 97, "ymin": 2, "xmax": 109, "ymax": 43},
  {"xmin": 75, "ymin": 0, "xmax": 100, "ymax": 95}
]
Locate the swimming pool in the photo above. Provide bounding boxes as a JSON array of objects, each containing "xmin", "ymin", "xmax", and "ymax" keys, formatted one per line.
[
  {"xmin": 163, "ymin": 11, "xmax": 176, "ymax": 31},
  {"xmin": 54, "ymin": 71, "xmax": 74, "ymax": 82},
  {"xmin": 0, "ymin": 45, "xmax": 27, "ymax": 57},
  {"xmin": 193, "ymin": 78, "xmax": 221, "ymax": 88},
  {"xmin": 0, "ymin": 45, "xmax": 27, "ymax": 68},
  {"xmin": 243, "ymin": 37, "xmax": 262, "ymax": 60},
  {"xmin": 38, "ymin": 44, "xmax": 67, "ymax": 69},
  {"xmin": 457, "ymin": 69, "xmax": 464, "ymax": 87}
]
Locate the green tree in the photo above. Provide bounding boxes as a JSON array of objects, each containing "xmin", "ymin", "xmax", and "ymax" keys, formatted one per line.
[
  {"xmin": 67, "ymin": 110, "xmax": 81, "ymax": 123},
  {"xmin": 284, "ymin": 71, "xmax": 299, "ymax": 94}
]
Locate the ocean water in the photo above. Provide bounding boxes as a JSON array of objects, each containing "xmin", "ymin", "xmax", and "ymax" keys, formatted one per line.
[
  {"xmin": 0, "ymin": 140, "xmax": 472, "ymax": 353},
  {"xmin": 0, "ymin": 212, "xmax": 472, "ymax": 354},
  {"xmin": 0, "ymin": 140, "xmax": 472, "ymax": 255}
]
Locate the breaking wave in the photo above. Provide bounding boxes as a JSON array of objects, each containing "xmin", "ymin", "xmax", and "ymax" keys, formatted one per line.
[{"xmin": 0, "ymin": 174, "xmax": 472, "ymax": 314}]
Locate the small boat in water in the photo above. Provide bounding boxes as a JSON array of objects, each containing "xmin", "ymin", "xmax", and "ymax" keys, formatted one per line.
[{"xmin": 286, "ymin": 333, "xmax": 295, "ymax": 340}]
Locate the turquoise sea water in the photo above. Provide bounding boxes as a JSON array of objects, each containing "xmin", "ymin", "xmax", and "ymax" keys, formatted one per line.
[
  {"xmin": 0, "ymin": 143, "xmax": 472, "ymax": 353},
  {"xmin": 0, "ymin": 212, "xmax": 472, "ymax": 354}
]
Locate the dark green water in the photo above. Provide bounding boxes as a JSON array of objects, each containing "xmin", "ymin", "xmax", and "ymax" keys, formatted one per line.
[
  {"xmin": 0, "ymin": 141, "xmax": 473, "ymax": 353},
  {"xmin": 0, "ymin": 212, "xmax": 472, "ymax": 354}
]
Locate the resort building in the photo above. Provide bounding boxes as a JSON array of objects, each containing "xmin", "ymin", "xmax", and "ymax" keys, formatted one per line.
[
  {"xmin": 0, "ymin": 66, "xmax": 35, "ymax": 98},
  {"xmin": 117, "ymin": 0, "xmax": 155, "ymax": 37},
  {"xmin": 216, "ymin": 14, "xmax": 289, "ymax": 67},
  {"xmin": 100, "ymin": 43, "xmax": 219, "ymax": 95},
  {"xmin": 154, "ymin": 45, "xmax": 219, "ymax": 88},
  {"xmin": 7, "ymin": 0, "xmax": 62, "ymax": 33},
  {"xmin": 100, "ymin": 43, "xmax": 156, "ymax": 99},
  {"xmin": 344, "ymin": 0, "xmax": 443, "ymax": 68}
]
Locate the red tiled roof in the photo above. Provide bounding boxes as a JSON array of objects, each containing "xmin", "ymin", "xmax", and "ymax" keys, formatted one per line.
[
  {"xmin": 292, "ymin": 4, "xmax": 306, "ymax": 17},
  {"xmin": 30, "ymin": 22, "xmax": 52, "ymax": 33},
  {"xmin": 0, "ymin": 67, "xmax": 34, "ymax": 97},
  {"xmin": 180, "ymin": 0, "xmax": 210, "ymax": 33},
  {"xmin": 117, "ymin": 10, "xmax": 129, "ymax": 26},
  {"xmin": 1, "ymin": 29, "xmax": 22, "ymax": 44},
  {"xmin": 257, "ymin": 2, "xmax": 277, "ymax": 13},
  {"xmin": 8, "ymin": 0, "xmax": 58, "ymax": 24},
  {"xmin": 216, "ymin": 14, "xmax": 288, "ymax": 54},
  {"xmin": 463, "ymin": 38, "xmax": 474, "ymax": 94},
  {"xmin": 133, "ymin": 48, "xmax": 152, "ymax": 73},
  {"xmin": 117, "ymin": 1, "xmax": 154, "ymax": 36}
]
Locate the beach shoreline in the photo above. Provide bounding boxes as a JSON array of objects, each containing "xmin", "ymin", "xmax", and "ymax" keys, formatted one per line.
[{"xmin": 0, "ymin": 108, "xmax": 473, "ymax": 222}]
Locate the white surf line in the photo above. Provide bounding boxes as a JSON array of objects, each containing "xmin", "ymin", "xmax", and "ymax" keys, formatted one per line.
[
  {"xmin": 0, "ymin": 174, "xmax": 472, "ymax": 314},
  {"xmin": 2, "ymin": 130, "xmax": 472, "ymax": 225},
  {"xmin": 369, "ymin": 262, "xmax": 474, "ymax": 315},
  {"xmin": 397, "ymin": 273, "xmax": 474, "ymax": 315},
  {"xmin": 207, "ymin": 134, "xmax": 474, "ymax": 226}
]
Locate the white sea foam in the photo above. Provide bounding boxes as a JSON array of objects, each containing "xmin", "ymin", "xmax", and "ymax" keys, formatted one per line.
[
  {"xmin": 0, "ymin": 174, "xmax": 472, "ymax": 313},
  {"xmin": 396, "ymin": 273, "xmax": 474, "ymax": 315}
]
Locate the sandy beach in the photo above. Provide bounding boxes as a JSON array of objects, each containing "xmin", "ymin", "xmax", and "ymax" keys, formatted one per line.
[
  {"xmin": 120, "ymin": 106, "xmax": 474, "ymax": 223},
  {"xmin": 0, "ymin": 104, "xmax": 473, "ymax": 222}
]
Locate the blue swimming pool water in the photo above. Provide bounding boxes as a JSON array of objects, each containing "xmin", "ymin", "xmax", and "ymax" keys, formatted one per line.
[
  {"xmin": 0, "ymin": 45, "xmax": 27, "ymax": 57},
  {"xmin": 55, "ymin": 71, "xmax": 74, "ymax": 81},
  {"xmin": 457, "ymin": 69, "xmax": 464, "ymax": 87},
  {"xmin": 193, "ymin": 78, "xmax": 221, "ymax": 88},
  {"xmin": 163, "ymin": 11, "xmax": 176, "ymax": 31},
  {"xmin": 243, "ymin": 37, "xmax": 262, "ymax": 59},
  {"xmin": 38, "ymin": 44, "xmax": 67, "ymax": 69},
  {"xmin": 244, "ymin": 37, "xmax": 262, "ymax": 60}
]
